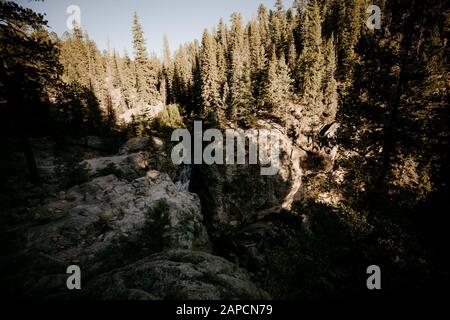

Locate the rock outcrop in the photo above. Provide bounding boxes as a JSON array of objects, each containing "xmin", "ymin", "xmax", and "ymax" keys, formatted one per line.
[
  {"xmin": 27, "ymin": 172, "xmax": 211, "ymax": 275},
  {"xmin": 84, "ymin": 250, "xmax": 269, "ymax": 300},
  {"xmin": 190, "ymin": 121, "xmax": 305, "ymax": 229},
  {"xmin": 1, "ymin": 136, "xmax": 270, "ymax": 300},
  {"xmin": 117, "ymin": 102, "xmax": 164, "ymax": 124},
  {"xmin": 190, "ymin": 120, "xmax": 339, "ymax": 230},
  {"xmin": 82, "ymin": 152, "xmax": 150, "ymax": 179}
]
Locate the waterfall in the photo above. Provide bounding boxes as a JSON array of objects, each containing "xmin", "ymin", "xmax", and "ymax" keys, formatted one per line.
[{"xmin": 176, "ymin": 165, "xmax": 192, "ymax": 191}]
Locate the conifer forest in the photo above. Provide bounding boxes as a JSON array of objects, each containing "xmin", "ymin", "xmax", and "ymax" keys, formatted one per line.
[{"xmin": 0, "ymin": 0, "xmax": 449, "ymax": 303}]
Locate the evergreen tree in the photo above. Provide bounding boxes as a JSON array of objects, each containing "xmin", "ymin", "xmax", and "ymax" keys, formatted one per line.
[
  {"xmin": 85, "ymin": 36, "xmax": 105, "ymax": 107},
  {"xmin": 111, "ymin": 50, "xmax": 128, "ymax": 112},
  {"xmin": 172, "ymin": 45, "xmax": 190, "ymax": 106},
  {"xmin": 287, "ymin": 36, "xmax": 297, "ymax": 74},
  {"xmin": 248, "ymin": 19, "xmax": 267, "ymax": 108},
  {"xmin": 60, "ymin": 26, "xmax": 89, "ymax": 87},
  {"xmin": 199, "ymin": 29, "xmax": 221, "ymax": 122},
  {"xmin": 297, "ymin": 0, "xmax": 325, "ymax": 138},
  {"xmin": 132, "ymin": 12, "xmax": 159, "ymax": 105},
  {"xmin": 162, "ymin": 34, "xmax": 171, "ymax": 68},
  {"xmin": 257, "ymin": 4, "xmax": 271, "ymax": 53},
  {"xmin": 322, "ymin": 37, "xmax": 338, "ymax": 123},
  {"xmin": 216, "ymin": 19, "xmax": 229, "ymax": 102},
  {"xmin": 336, "ymin": 0, "xmax": 365, "ymax": 88},
  {"xmin": 338, "ymin": 0, "xmax": 449, "ymax": 199},
  {"xmin": 0, "ymin": 1, "xmax": 63, "ymax": 181},
  {"xmin": 121, "ymin": 52, "xmax": 138, "ymax": 109},
  {"xmin": 228, "ymin": 13, "xmax": 253, "ymax": 126},
  {"xmin": 271, "ymin": 0, "xmax": 288, "ymax": 57},
  {"xmin": 264, "ymin": 51, "xmax": 293, "ymax": 130}
]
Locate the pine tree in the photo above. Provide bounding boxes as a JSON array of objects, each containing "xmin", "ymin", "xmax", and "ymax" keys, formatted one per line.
[
  {"xmin": 111, "ymin": 50, "xmax": 128, "ymax": 112},
  {"xmin": 162, "ymin": 34, "xmax": 171, "ymax": 68},
  {"xmin": 215, "ymin": 19, "xmax": 229, "ymax": 99},
  {"xmin": 264, "ymin": 51, "xmax": 293, "ymax": 130},
  {"xmin": 172, "ymin": 45, "xmax": 191, "ymax": 106},
  {"xmin": 217, "ymin": 18, "xmax": 229, "ymax": 53},
  {"xmin": 336, "ymin": 0, "xmax": 365, "ymax": 87},
  {"xmin": 132, "ymin": 12, "xmax": 159, "ymax": 105},
  {"xmin": 228, "ymin": 13, "xmax": 253, "ymax": 126},
  {"xmin": 111, "ymin": 51, "xmax": 123, "ymax": 88},
  {"xmin": 85, "ymin": 36, "xmax": 105, "ymax": 107},
  {"xmin": 272, "ymin": 0, "xmax": 288, "ymax": 57},
  {"xmin": 160, "ymin": 76, "xmax": 167, "ymax": 106},
  {"xmin": 235, "ymin": 62, "xmax": 255, "ymax": 127},
  {"xmin": 104, "ymin": 48, "xmax": 115, "ymax": 116},
  {"xmin": 103, "ymin": 49, "xmax": 116, "ymax": 131},
  {"xmin": 257, "ymin": 4, "xmax": 271, "ymax": 53},
  {"xmin": 337, "ymin": 0, "xmax": 449, "ymax": 196},
  {"xmin": 248, "ymin": 19, "xmax": 266, "ymax": 108},
  {"xmin": 297, "ymin": 0, "xmax": 325, "ymax": 137},
  {"xmin": 200, "ymin": 29, "xmax": 221, "ymax": 122},
  {"xmin": 287, "ymin": 36, "xmax": 297, "ymax": 74},
  {"xmin": 60, "ymin": 26, "xmax": 89, "ymax": 87},
  {"xmin": 0, "ymin": 1, "xmax": 63, "ymax": 182},
  {"xmin": 121, "ymin": 52, "xmax": 138, "ymax": 108},
  {"xmin": 322, "ymin": 37, "xmax": 338, "ymax": 123}
]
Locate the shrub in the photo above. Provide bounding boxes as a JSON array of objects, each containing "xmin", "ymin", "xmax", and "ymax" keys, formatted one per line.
[
  {"xmin": 155, "ymin": 104, "xmax": 184, "ymax": 131},
  {"xmin": 140, "ymin": 198, "xmax": 171, "ymax": 252}
]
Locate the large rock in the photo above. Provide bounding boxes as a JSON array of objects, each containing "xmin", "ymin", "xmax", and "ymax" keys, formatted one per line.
[
  {"xmin": 118, "ymin": 136, "xmax": 165, "ymax": 155},
  {"xmin": 117, "ymin": 102, "xmax": 164, "ymax": 124},
  {"xmin": 118, "ymin": 137, "xmax": 151, "ymax": 155},
  {"xmin": 191, "ymin": 121, "xmax": 305, "ymax": 229},
  {"xmin": 83, "ymin": 250, "xmax": 270, "ymax": 300},
  {"xmin": 82, "ymin": 152, "xmax": 150, "ymax": 179},
  {"xmin": 190, "ymin": 119, "xmax": 340, "ymax": 229},
  {"xmin": 26, "ymin": 172, "xmax": 211, "ymax": 275}
]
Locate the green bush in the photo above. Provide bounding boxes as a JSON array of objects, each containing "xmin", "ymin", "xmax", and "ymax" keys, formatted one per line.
[
  {"xmin": 155, "ymin": 104, "xmax": 184, "ymax": 130},
  {"xmin": 140, "ymin": 198, "xmax": 172, "ymax": 252}
]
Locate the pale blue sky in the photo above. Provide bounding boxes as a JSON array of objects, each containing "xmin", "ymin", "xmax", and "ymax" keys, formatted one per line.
[{"xmin": 15, "ymin": 0, "xmax": 293, "ymax": 57}]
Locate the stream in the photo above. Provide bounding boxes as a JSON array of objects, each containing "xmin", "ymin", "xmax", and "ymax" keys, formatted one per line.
[{"xmin": 176, "ymin": 165, "xmax": 192, "ymax": 191}]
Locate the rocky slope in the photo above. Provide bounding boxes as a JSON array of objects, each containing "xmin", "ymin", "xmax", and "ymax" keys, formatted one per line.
[
  {"xmin": 0, "ymin": 119, "xmax": 338, "ymax": 299},
  {"xmin": 0, "ymin": 136, "xmax": 269, "ymax": 299},
  {"xmin": 84, "ymin": 250, "xmax": 270, "ymax": 300}
]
